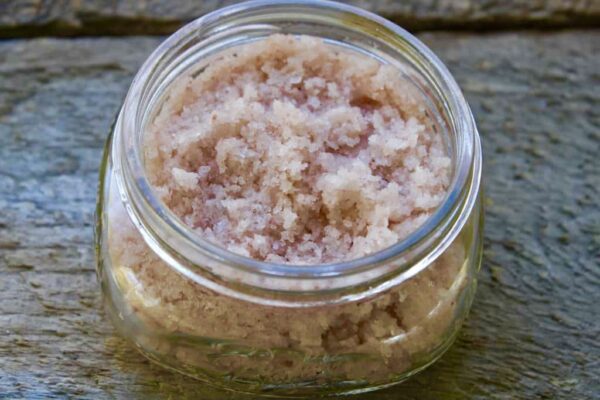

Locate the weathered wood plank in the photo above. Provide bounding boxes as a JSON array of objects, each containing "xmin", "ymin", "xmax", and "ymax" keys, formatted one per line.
[
  {"xmin": 0, "ymin": 0, "xmax": 599, "ymax": 38},
  {"xmin": 0, "ymin": 31, "xmax": 598, "ymax": 399}
]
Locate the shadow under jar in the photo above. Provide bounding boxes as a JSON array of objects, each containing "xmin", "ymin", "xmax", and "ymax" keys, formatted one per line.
[{"xmin": 95, "ymin": 0, "xmax": 483, "ymax": 397}]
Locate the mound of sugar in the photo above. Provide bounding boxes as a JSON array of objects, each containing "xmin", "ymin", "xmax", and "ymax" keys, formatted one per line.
[{"xmin": 144, "ymin": 34, "xmax": 450, "ymax": 264}]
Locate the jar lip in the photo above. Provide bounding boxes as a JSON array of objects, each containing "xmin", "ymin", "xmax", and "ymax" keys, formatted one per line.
[{"xmin": 119, "ymin": 0, "xmax": 481, "ymax": 283}]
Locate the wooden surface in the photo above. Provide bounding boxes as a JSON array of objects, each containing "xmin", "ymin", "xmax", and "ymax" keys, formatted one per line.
[
  {"xmin": 0, "ymin": 3, "xmax": 599, "ymax": 399},
  {"xmin": 1, "ymin": 0, "xmax": 599, "ymax": 37}
]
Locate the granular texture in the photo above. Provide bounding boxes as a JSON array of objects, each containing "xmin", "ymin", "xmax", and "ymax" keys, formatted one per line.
[
  {"xmin": 108, "ymin": 182, "xmax": 468, "ymax": 382},
  {"xmin": 144, "ymin": 34, "xmax": 451, "ymax": 264},
  {"xmin": 104, "ymin": 34, "xmax": 472, "ymax": 386}
]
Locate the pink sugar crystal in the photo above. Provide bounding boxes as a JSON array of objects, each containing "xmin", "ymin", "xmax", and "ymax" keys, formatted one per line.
[{"xmin": 144, "ymin": 34, "xmax": 451, "ymax": 264}]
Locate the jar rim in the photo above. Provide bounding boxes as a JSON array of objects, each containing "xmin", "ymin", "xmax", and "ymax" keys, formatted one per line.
[{"xmin": 116, "ymin": 0, "xmax": 481, "ymax": 296}]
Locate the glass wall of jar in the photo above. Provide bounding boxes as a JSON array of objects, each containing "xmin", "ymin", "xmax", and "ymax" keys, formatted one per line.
[{"xmin": 95, "ymin": 0, "xmax": 483, "ymax": 396}]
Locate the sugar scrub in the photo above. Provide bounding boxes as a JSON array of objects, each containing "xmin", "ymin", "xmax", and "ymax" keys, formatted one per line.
[
  {"xmin": 103, "ymin": 33, "xmax": 478, "ymax": 390},
  {"xmin": 109, "ymin": 192, "xmax": 467, "ymax": 382},
  {"xmin": 144, "ymin": 34, "xmax": 451, "ymax": 264}
]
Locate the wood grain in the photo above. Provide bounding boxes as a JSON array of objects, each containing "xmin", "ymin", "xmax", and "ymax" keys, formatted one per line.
[
  {"xmin": 0, "ymin": 0, "xmax": 599, "ymax": 38},
  {"xmin": 0, "ymin": 31, "xmax": 599, "ymax": 399}
]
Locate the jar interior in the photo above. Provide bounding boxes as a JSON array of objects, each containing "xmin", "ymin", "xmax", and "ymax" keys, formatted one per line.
[{"xmin": 115, "ymin": 1, "xmax": 477, "ymax": 296}]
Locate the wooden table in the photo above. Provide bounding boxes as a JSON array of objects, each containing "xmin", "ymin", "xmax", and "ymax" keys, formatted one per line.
[{"xmin": 1, "ymin": 1, "xmax": 598, "ymax": 399}]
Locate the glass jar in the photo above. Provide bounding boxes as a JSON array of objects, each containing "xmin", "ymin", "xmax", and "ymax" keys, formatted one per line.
[{"xmin": 95, "ymin": 0, "xmax": 483, "ymax": 396}]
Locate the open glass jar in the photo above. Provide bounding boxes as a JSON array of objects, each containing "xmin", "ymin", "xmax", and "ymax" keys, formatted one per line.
[{"xmin": 95, "ymin": 0, "xmax": 483, "ymax": 397}]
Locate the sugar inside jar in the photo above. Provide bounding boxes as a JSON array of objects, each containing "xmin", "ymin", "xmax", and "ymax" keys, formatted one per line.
[{"xmin": 96, "ymin": 1, "xmax": 482, "ymax": 397}]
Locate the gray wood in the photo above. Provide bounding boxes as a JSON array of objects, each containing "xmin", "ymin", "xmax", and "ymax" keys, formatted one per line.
[
  {"xmin": 0, "ymin": 31, "xmax": 599, "ymax": 399},
  {"xmin": 0, "ymin": 0, "xmax": 599, "ymax": 37}
]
